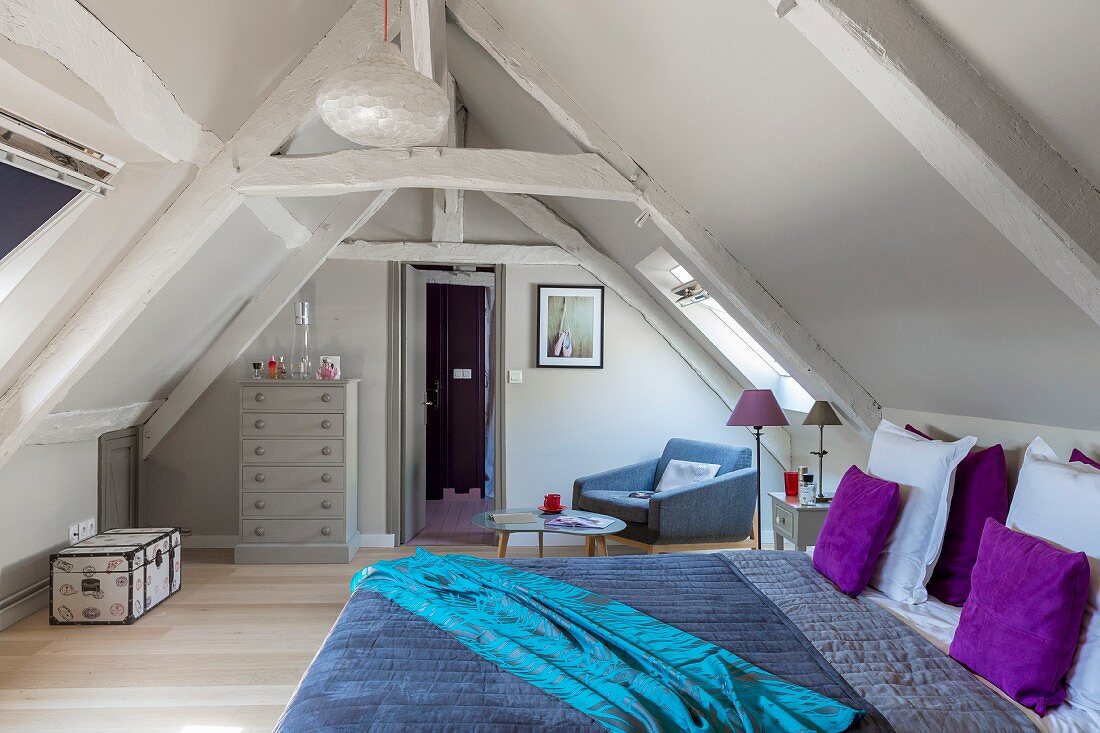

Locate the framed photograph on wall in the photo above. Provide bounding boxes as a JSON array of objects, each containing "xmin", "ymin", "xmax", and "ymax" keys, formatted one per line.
[{"xmin": 536, "ymin": 285, "xmax": 604, "ymax": 368}]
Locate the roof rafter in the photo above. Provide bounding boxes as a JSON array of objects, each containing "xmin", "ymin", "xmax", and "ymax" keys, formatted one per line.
[
  {"xmin": 767, "ymin": 0, "xmax": 1100, "ymax": 331},
  {"xmin": 485, "ymin": 191, "xmax": 791, "ymax": 466},
  {"xmin": 244, "ymin": 198, "xmax": 312, "ymax": 249},
  {"xmin": 232, "ymin": 148, "xmax": 638, "ymax": 201},
  {"xmin": 0, "ymin": 0, "xmax": 223, "ymax": 165},
  {"xmin": 0, "ymin": 0, "xmax": 386, "ymax": 469},
  {"xmin": 334, "ymin": 239, "xmax": 577, "ymax": 265},
  {"xmin": 449, "ymin": 0, "xmax": 881, "ymax": 439},
  {"xmin": 141, "ymin": 190, "xmax": 397, "ymax": 457}
]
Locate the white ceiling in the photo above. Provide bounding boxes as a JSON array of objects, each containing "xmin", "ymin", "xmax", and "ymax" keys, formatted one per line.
[
  {"xmin": 40, "ymin": 1, "xmax": 1100, "ymax": 433},
  {"xmin": 455, "ymin": 0, "xmax": 1100, "ymax": 430},
  {"xmin": 80, "ymin": 0, "xmax": 356, "ymax": 140}
]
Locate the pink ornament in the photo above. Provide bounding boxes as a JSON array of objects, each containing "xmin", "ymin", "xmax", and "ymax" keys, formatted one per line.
[{"xmin": 315, "ymin": 360, "xmax": 340, "ymax": 380}]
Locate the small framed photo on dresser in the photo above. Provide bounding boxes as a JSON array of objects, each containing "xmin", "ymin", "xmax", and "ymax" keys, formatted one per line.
[{"xmin": 536, "ymin": 285, "xmax": 604, "ymax": 368}]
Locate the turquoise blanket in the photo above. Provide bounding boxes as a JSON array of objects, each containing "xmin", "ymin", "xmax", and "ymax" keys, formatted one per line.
[{"xmin": 351, "ymin": 550, "xmax": 861, "ymax": 733}]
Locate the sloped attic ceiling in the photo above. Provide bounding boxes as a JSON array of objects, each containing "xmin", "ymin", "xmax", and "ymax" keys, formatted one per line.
[{"xmin": 451, "ymin": 0, "xmax": 1100, "ymax": 431}]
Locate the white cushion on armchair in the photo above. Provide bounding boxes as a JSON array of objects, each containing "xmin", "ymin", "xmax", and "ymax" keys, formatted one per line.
[{"xmin": 655, "ymin": 459, "xmax": 721, "ymax": 492}]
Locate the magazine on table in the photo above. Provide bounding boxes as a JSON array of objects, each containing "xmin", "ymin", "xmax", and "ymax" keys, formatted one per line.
[{"xmin": 543, "ymin": 515, "xmax": 615, "ymax": 530}]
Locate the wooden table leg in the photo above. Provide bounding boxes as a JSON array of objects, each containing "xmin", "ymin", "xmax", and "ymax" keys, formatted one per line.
[
  {"xmin": 497, "ymin": 531, "xmax": 510, "ymax": 558},
  {"xmin": 595, "ymin": 536, "xmax": 608, "ymax": 557},
  {"xmin": 585, "ymin": 537, "xmax": 595, "ymax": 557},
  {"xmin": 538, "ymin": 531, "xmax": 544, "ymax": 558}
]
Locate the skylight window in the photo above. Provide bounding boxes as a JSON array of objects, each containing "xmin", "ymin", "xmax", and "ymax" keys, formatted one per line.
[{"xmin": 667, "ymin": 265, "xmax": 790, "ymax": 377}]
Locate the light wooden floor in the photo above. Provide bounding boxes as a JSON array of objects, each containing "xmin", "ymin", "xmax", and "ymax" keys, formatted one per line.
[{"xmin": 0, "ymin": 543, "xmax": 649, "ymax": 733}]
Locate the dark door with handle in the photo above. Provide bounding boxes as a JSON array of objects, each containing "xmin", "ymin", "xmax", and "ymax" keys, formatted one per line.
[{"xmin": 425, "ymin": 283, "xmax": 487, "ymax": 500}]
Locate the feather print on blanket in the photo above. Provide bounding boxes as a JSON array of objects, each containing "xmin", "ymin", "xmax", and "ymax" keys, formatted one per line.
[{"xmin": 352, "ymin": 549, "xmax": 861, "ymax": 732}]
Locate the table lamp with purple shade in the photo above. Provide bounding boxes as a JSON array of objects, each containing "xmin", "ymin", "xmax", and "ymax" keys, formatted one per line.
[{"xmin": 727, "ymin": 389, "xmax": 789, "ymax": 549}]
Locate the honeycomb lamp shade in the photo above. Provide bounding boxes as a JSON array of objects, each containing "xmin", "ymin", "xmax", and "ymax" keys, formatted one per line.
[{"xmin": 316, "ymin": 41, "xmax": 450, "ymax": 147}]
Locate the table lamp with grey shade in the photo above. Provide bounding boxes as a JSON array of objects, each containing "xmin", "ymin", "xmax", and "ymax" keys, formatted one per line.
[
  {"xmin": 803, "ymin": 400, "xmax": 843, "ymax": 502},
  {"xmin": 727, "ymin": 389, "xmax": 789, "ymax": 549}
]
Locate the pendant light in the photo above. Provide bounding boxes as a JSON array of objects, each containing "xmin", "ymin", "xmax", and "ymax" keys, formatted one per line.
[{"xmin": 315, "ymin": 0, "xmax": 450, "ymax": 147}]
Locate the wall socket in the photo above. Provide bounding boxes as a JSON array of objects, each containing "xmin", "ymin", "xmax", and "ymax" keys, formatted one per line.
[
  {"xmin": 68, "ymin": 524, "xmax": 80, "ymax": 545},
  {"xmin": 78, "ymin": 518, "xmax": 97, "ymax": 540}
]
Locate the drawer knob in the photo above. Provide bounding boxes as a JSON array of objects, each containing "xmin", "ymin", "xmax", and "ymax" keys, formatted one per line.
[
  {"xmin": 254, "ymin": 526, "xmax": 265, "ymax": 537},
  {"xmin": 254, "ymin": 473, "xmax": 265, "ymax": 483},
  {"xmin": 321, "ymin": 393, "xmax": 332, "ymax": 403},
  {"xmin": 254, "ymin": 499, "xmax": 266, "ymax": 510},
  {"xmin": 254, "ymin": 419, "xmax": 265, "ymax": 429},
  {"xmin": 321, "ymin": 419, "xmax": 332, "ymax": 429},
  {"xmin": 254, "ymin": 446, "xmax": 266, "ymax": 456},
  {"xmin": 777, "ymin": 516, "xmax": 787, "ymax": 525},
  {"xmin": 254, "ymin": 393, "xmax": 265, "ymax": 402},
  {"xmin": 321, "ymin": 446, "xmax": 333, "ymax": 456},
  {"xmin": 321, "ymin": 526, "xmax": 332, "ymax": 537},
  {"xmin": 321, "ymin": 500, "xmax": 333, "ymax": 510},
  {"xmin": 321, "ymin": 473, "xmax": 332, "ymax": 483}
]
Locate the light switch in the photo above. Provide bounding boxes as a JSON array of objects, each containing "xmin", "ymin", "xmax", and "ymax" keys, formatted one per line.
[
  {"xmin": 452, "ymin": 368, "xmax": 473, "ymax": 380},
  {"xmin": 508, "ymin": 370, "xmax": 523, "ymax": 384}
]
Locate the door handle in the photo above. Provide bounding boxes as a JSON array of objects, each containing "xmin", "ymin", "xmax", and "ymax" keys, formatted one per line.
[{"xmin": 422, "ymin": 380, "xmax": 440, "ymax": 408}]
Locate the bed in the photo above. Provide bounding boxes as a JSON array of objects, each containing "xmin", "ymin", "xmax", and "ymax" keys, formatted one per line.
[{"xmin": 272, "ymin": 550, "xmax": 1079, "ymax": 732}]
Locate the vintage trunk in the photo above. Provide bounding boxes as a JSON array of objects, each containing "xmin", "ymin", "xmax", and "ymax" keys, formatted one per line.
[{"xmin": 49, "ymin": 528, "xmax": 181, "ymax": 625}]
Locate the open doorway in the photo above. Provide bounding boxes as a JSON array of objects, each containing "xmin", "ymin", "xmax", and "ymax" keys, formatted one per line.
[{"xmin": 402, "ymin": 264, "xmax": 497, "ymax": 546}]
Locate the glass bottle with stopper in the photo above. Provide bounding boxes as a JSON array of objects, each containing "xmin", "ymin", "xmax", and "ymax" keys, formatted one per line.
[
  {"xmin": 289, "ymin": 302, "xmax": 312, "ymax": 380},
  {"xmin": 798, "ymin": 473, "xmax": 818, "ymax": 507}
]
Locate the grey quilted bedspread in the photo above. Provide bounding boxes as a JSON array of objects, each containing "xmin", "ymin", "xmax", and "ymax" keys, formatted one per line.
[
  {"xmin": 276, "ymin": 551, "xmax": 1034, "ymax": 732},
  {"xmin": 725, "ymin": 551, "xmax": 1034, "ymax": 732}
]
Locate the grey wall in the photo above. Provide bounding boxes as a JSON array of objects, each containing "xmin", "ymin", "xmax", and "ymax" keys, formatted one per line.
[
  {"xmin": 0, "ymin": 441, "xmax": 97, "ymax": 608},
  {"xmin": 144, "ymin": 259, "xmax": 391, "ymax": 542},
  {"xmin": 146, "ymin": 260, "xmax": 783, "ymax": 547}
]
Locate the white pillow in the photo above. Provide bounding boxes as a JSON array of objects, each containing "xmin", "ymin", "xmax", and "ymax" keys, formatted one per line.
[
  {"xmin": 1007, "ymin": 437, "xmax": 1100, "ymax": 714},
  {"xmin": 655, "ymin": 459, "xmax": 721, "ymax": 492},
  {"xmin": 867, "ymin": 420, "xmax": 976, "ymax": 604}
]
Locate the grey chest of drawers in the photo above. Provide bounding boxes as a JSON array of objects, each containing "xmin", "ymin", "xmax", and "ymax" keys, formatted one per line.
[{"xmin": 234, "ymin": 380, "xmax": 360, "ymax": 563}]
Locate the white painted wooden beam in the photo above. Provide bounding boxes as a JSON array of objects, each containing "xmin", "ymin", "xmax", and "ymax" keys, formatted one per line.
[
  {"xmin": 450, "ymin": 0, "xmax": 880, "ymax": 440},
  {"xmin": 407, "ymin": 0, "xmax": 447, "ymax": 84},
  {"xmin": 244, "ymin": 198, "xmax": 312, "ymax": 249},
  {"xmin": 432, "ymin": 75, "xmax": 466, "ymax": 243},
  {"xmin": 768, "ymin": 0, "xmax": 1100, "ymax": 331},
  {"xmin": 141, "ymin": 191, "xmax": 396, "ymax": 458},
  {"xmin": 486, "ymin": 192, "xmax": 792, "ymax": 466},
  {"xmin": 233, "ymin": 148, "xmax": 638, "ymax": 201},
  {"xmin": 0, "ymin": 0, "xmax": 385, "ymax": 468},
  {"xmin": 334, "ymin": 240, "xmax": 577, "ymax": 265},
  {"xmin": 27, "ymin": 401, "xmax": 163, "ymax": 445},
  {"xmin": 0, "ymin": 0, "xmax": 222, "ymax": 165}
]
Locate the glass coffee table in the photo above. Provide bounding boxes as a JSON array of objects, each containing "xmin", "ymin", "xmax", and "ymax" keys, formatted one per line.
[{"xmin": 472, "ymin": 508, "xmax": 627, "ymax": 558}]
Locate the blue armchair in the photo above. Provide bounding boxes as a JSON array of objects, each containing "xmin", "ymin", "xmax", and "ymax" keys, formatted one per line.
[{"xmin": 572, "ymin": 438, "xmax": 757, "ymax": 553}]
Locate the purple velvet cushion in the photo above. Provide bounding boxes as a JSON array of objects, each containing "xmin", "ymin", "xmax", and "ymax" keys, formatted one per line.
[
  {"xmin": 950, "ymin": 519, "xmax": 1091, "ymax": 715},
  {"xmin": 904, "ymin": 424, "xmax": 1008, "ymax": 605},
  {"xmin": 1071, "ymin": 448, "xmax": 1100, "ymax": 470},
  {"xmin": 812, "ymin": 465, "xmax": 900, "ymax": 596}
]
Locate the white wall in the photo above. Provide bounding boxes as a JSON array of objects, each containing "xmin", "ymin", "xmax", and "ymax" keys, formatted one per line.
[
  {"xmin": 793, "ymin": 407, "xmax": 1100, "ymax": 500},
  {"xmin": 0, "ymin": 441, "xmax": 98, "ymax": 626},
  {"xmin": 502, "ymin": 264, "xmax": 783, "ymax": 546},
  {"xmin": 146, "ymin": 260, "xmax": 783, "ymax": 547}
]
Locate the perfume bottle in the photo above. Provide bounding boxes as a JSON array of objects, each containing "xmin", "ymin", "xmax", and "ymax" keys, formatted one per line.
[
  {"xmin": 267, "ymin": 355, "xmax": 277, "ymax": 379},
  {"xmin": 799, "ymin": 473, "xmax": 818, "ymax": 507},
  {"xmin": 277, "ymin": 356, "xmax": 287, "ymax": 379},
  {"xmin": 289, "ymin": 302, "xmax": 312, "ymax": 380},
  {"xmin": 251, "ymin": 362, "xmax": 263, "ymax": 380}
]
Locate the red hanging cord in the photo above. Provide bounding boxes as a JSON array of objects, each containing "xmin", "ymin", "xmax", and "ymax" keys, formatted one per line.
[{"xmin": 383, "ymin": 0, "xmax": 389, "ymax": 41}]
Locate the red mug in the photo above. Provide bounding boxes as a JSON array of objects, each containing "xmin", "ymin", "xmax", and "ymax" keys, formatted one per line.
[
  {"xmin": 783, "ymin": 471, "xmax": 800, "ymax": 498},
  {"xmin": 543, "ymin": 493, "xmax": 562, "ymax": 510}
]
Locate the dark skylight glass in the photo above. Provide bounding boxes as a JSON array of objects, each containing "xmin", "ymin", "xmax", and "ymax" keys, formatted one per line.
[{"xmin": 0, "ymin": 163, "xmax": 80, "ymax": 262}]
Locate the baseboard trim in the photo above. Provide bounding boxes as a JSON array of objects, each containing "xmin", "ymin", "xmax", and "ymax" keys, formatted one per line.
[
  {"xmin": 183, "ymin": 534, "xmax": 238, "ymax": 548},
  {"xmin": 0, "ymin": 579, "xmax": 49, "ymax": 631},
  {"xmin": 359, "ymin": 533, "xmax": 396, "ymax": 547}
]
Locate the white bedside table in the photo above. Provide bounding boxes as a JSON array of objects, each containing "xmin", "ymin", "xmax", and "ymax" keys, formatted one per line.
[{"xmin": 769, "ymin": 492, "xmax": 830, "ymax": 551}]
